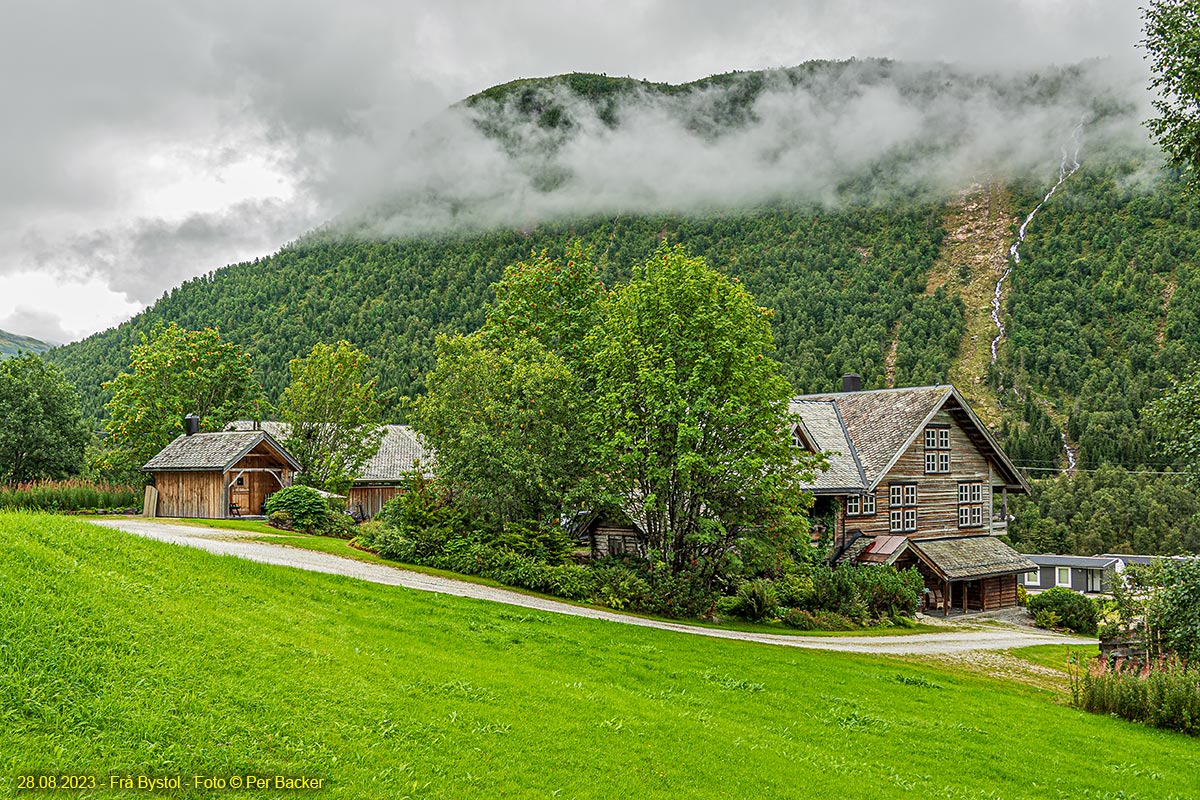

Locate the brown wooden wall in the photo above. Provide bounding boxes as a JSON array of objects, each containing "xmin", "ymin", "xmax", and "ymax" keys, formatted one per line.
[
  {"xmin": 951, "ymin": 575, "xmax": 1019, "ymax": 611},
  {"xmin": 347, "ymin": 485, "xmax": 405, "ymax": 519},
  {"xmin": 152, "ymin": 471, "xmax": 225, "ymax": 519},
  {"xmin": 841, "ymin": 409, "xmax": 996, "ymax": 540}
]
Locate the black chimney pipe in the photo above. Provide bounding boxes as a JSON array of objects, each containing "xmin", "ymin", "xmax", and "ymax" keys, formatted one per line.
[
  {"xmin": 841, "ymin": 373, "xmax": 862, "ymax": 393},
  {"xmin": 184, "ymin": 414, "xmax": 200, "ymax": 436}
]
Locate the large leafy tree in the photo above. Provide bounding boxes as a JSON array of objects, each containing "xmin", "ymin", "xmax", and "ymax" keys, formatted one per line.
[
  {"xmin": 585, "ymin": 243, "xmax": 821, "ymax": 577},
  {"xmin": 415, "ymin": 245, "xmax": 603, "ymax": 523},
  {"xmin": 0, "ymin": 354, "xmax": 90, "ymax": 485},
  {"xmin": 414, "ymin": 333, "xmax": 590, "ymax": 524},
  {"xmin": 103, "ymin": 323, "xmax": 265, "ymax": 476},
  {"xmin": 1144, "ymin": 0, "xmax": 1200, "ymax": 192},
  {"xmin": 278, "ymin": 341, "xmax": 383, "ymax": 494}
]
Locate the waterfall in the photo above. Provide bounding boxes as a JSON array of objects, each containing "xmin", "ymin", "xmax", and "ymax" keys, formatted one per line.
[{"xmin": 990, "ymin": 122, "xmax": 1084, "ymax": 362}]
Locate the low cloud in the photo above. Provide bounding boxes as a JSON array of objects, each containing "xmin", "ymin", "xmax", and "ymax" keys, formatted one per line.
[{"xmin": 340, "ymin": 59, "xmax": 1157, "ymax": 239}]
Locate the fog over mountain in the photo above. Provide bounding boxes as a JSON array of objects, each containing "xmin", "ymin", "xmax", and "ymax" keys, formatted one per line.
[
  {"xmin": 340, "ymin": 59, "xmax": 1154, "ymax": 239},
  {"xmin": 0, "ymin": 0, "xmax": 1148, "ymax": 342}
]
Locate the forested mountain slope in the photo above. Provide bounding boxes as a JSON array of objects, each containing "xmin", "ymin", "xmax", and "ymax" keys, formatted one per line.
[{"xmin": 45, "ymin": 62, "xmax": 1200, "ymax": 554}]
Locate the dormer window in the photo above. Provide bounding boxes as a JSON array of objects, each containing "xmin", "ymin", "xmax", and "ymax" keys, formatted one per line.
[
  {"xmin": 924, "ymin": 426, "xmax": 951, "ymax": 473},
  {"xmin": 791, "ymin": 425, "xmax": 815, "ymax": 451}
]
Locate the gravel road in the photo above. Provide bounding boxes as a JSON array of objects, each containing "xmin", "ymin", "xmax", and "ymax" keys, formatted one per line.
[{"xmin": 90, "ymin": 518, "xmax": 1094, "ymax": 656}]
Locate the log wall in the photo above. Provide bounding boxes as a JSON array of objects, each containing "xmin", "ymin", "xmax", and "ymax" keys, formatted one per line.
[
  {"xmin": 152, "ymin": 471, "xmax": 225, "ymax": 519},
  {"xmin": 348, "ymin": 485, "xmax": 405, "ymax": 519},
  {"xmin": 842, "ymin": 410, "xmax": 995, "ymax": 539}
]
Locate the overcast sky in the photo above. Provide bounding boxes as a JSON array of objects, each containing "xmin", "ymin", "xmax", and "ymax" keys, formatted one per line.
[{"xmin": 0, "ymin": 0, "xmax": 1149, "ymax": 344}]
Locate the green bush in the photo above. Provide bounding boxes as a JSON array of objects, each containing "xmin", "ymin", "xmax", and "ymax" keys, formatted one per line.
[
  {"xmin": 810, "ymin": 564, "xmax": 923, "ymax": 623},
  {"xmin": 782, "ymin": 608, "xmax": 818, "ymax": 630},
  {"xmin": 1028, "ymin": 586, "xmax": 1098, "ymax": 634},
  {"xmin": 731, "ymin": 579, "xmax": 778, "ymax": 621},
  {"xmin": 265, "ymin": 485, "xmax": 328, "ymax": 532}
]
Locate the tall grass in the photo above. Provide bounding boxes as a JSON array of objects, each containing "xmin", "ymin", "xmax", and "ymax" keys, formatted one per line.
[
  {"xmin": 1070, "ymin": 654, "xmax": 1200, "ymax": 736},
  {"xmin": 0, "ymin": 479, "xmax": 141, "ymax": 512}
]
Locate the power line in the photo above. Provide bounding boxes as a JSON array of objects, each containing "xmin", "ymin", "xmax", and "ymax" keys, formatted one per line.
[{"xmin": 1018, "ymin": 466, "xmax": 1184, "ymax": 476}]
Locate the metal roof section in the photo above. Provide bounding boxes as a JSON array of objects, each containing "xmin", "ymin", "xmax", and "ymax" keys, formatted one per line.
[{"xmin": 1025, "ymin": 554, "xmax": 1121, "ymax": 569}]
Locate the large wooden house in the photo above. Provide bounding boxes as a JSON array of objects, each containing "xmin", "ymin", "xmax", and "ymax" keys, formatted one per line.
[{"xmin": 792, "ymin": 377, "xmax": 1035, "ymax": 613}]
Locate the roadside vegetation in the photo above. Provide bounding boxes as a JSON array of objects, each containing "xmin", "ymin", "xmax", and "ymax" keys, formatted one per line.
[
  {"xmin": 4, "ymin": 512, "xmax": 1198, "ymax": 798},
  {"xmin": 0, "ymin": 480, "xmax": 140, "ymax": 513}
]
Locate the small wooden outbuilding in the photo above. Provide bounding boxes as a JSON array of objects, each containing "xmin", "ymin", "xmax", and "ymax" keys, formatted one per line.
[{"xmin": 143, "ymin": 429, "xmax": 301, "ymax": 519}]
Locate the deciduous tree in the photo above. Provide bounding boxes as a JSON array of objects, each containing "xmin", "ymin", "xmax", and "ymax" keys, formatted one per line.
[
  {"xmin": 585, "ymin": 243, "xmax": 821, "ymax": 578},
  {"xmin": 0, "ymin": 354, "xmax": 90, "ymax": 485},
  {"xmin": 278, "ymin": 341, "xmax": 383, "ymax": 494},
  {"xmin": 1144, "ymin": 0, "xmax": 1200, "ymax": 192},
  {"xmin": 103, "ymin": 323, "xmax": 264, "ymax": 477}
]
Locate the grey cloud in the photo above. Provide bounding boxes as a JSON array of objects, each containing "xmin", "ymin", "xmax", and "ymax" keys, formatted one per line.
[
  {"xmin": 341, "ymin": 59, "xmax": 1156, "ymax": 239},
  {"xmin": 22, "ymin": 198, "xmax": 319, "ymax": 305},
  {"xmin": 0, "ymin": 307, "xmax": 70, "ymax": 346}
]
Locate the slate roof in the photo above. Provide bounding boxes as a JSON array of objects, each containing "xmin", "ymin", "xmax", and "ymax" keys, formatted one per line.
[
  {"xmin": 224, "ymin": 420, "xmax": 431, "ymax": 483},
  {"xmin": 909, "ymin": 535, "xmax": 1036, "ymax": 581},
  {"xmin": 795, "ymin": 386, "xmax": 950, "ymax": 486},
  {"xmin": 357, "ymin": 425, "xmax": 432, "ymax": 482},
  {"xmin": 788, "ymin": 399, "xmax": 868, "ymax": 493},
  {"xmin": 792, "ymin": 385, "xmax": 1030, "ymax": 493},
  {"xmin": 1025, "ymin": 554, "xmax": 1120, "ymax": 570},
  {"xmin": 143, "ymin": 430, "xmax": 300, "ymax": 472}
]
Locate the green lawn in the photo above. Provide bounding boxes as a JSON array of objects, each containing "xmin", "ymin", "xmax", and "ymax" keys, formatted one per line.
[{"xmin": 2, "ymin": 511, "xmax": 1196, "ymax": 799}]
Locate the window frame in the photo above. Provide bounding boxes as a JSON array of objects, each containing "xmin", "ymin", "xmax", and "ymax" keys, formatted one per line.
[
  {"xmin": 1025, "ymin": 570, "xmax": 1040, "ymax": 587},
  {"xmin": 888, "ymin": 482, "xmax": 918, "ymax": 532},
  {"xmin": 924, "ymin": 425, "xmax": 952, "ymax": 474},
  {"xmin": 957, "ymin": 481, "xmax": 986, "ymax": 529},
  {"xmin": 1056, "ymin": 566, "xmax": 1071, "ymax": 587}
]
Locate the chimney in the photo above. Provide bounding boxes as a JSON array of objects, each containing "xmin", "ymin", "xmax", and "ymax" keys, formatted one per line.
[
  {"xmin": 841, "ymin": 373, "xmax": 862, "ymax": 393},
  {"xmin": 184, "ymin": 414, "xmax": 200, "ymax": 436}
]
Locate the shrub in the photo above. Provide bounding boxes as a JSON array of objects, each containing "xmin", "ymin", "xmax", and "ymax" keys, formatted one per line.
[
  {"xmin": 809, "ymin": 564, "xmax": 923, "ymax": 623},
  {"xmin": 1028, "ymin": 586, "xmax": 1098, "ymax": 634},
  {"xmin": 731, "ymin": 579, "xmax": 779, "ymax": 621},
  {"xmin": 264, "ymin": 485, "xmax": 328, "ymax": 532},
  {"xmin": 775, "ymin": 573, "xmax": 814, "ymax": 608},
  {"xmin": 782, "ymin": 608, "xmax": 818, "ymax": 630},
  {"xmin": 1016, "ymin": 583, "xmax": 1028, "ymax": 607}
]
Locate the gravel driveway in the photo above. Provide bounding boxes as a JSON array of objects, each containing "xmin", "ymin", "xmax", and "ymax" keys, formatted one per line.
[{"xmin": 90, "ymin": 518, "xmax": 1094, "ymax": 656}]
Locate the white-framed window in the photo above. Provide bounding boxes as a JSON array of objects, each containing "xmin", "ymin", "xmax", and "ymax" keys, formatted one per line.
[
  {"xmin": 791, "ymin": 426, "xmax": 805, "ymax": 449},
  {"xmin": 957, "ymin": 481, "xmax": 985, "ymax": 528},
  {"xmin": 925, "ymin": 426, "xmax": 951, "ymax": 473},
  {"xmin": 1056, "ymin": 566, "xmax": 1071, "ymax": 587},
  {"xmin": 1025, "ymin": 570, "xmax": 1040, "ymax": 586},
  {"xmin": 846, "ymin": 493, "xmax": 875, "ymax": 517},
  {"xmin": 888, "ymin": 483, "xmax": 917, "ymax": 532}
]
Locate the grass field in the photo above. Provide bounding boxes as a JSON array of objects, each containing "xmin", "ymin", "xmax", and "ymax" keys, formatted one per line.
[{"xmin": 2, "ymin": 511, "xmax": 1196, "ymax": 799}]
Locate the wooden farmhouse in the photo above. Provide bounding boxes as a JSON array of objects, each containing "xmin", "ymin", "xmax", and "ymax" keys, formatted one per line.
[
  {"xmin": 791, "ymin": 377, "xmax": 1035, "ymax": 613},
  {"xmin": 143, "ymin": 423, "xmax": 300, "ymax": 519},
  {"xmin": 223, "ymin": 420, "xmax": 431, "ymax": 518}
]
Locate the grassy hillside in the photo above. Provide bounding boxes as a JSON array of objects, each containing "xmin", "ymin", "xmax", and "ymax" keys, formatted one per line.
[
  {"xmin": 3, "ymin": 511, "xmax": 1198, "ymax": 798},
  {"xmin": 0, "ymin": 328, "xmax": 53, "ymax": 359}
]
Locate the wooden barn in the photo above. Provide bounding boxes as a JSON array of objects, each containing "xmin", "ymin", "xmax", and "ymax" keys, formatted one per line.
[
  {"xmin": 346, "ymin": 425, "xmax": 432, "ymax": 519},
  {"xmin": 143, "ymin": 427, "xmax": 300, "ymax": 519}
]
